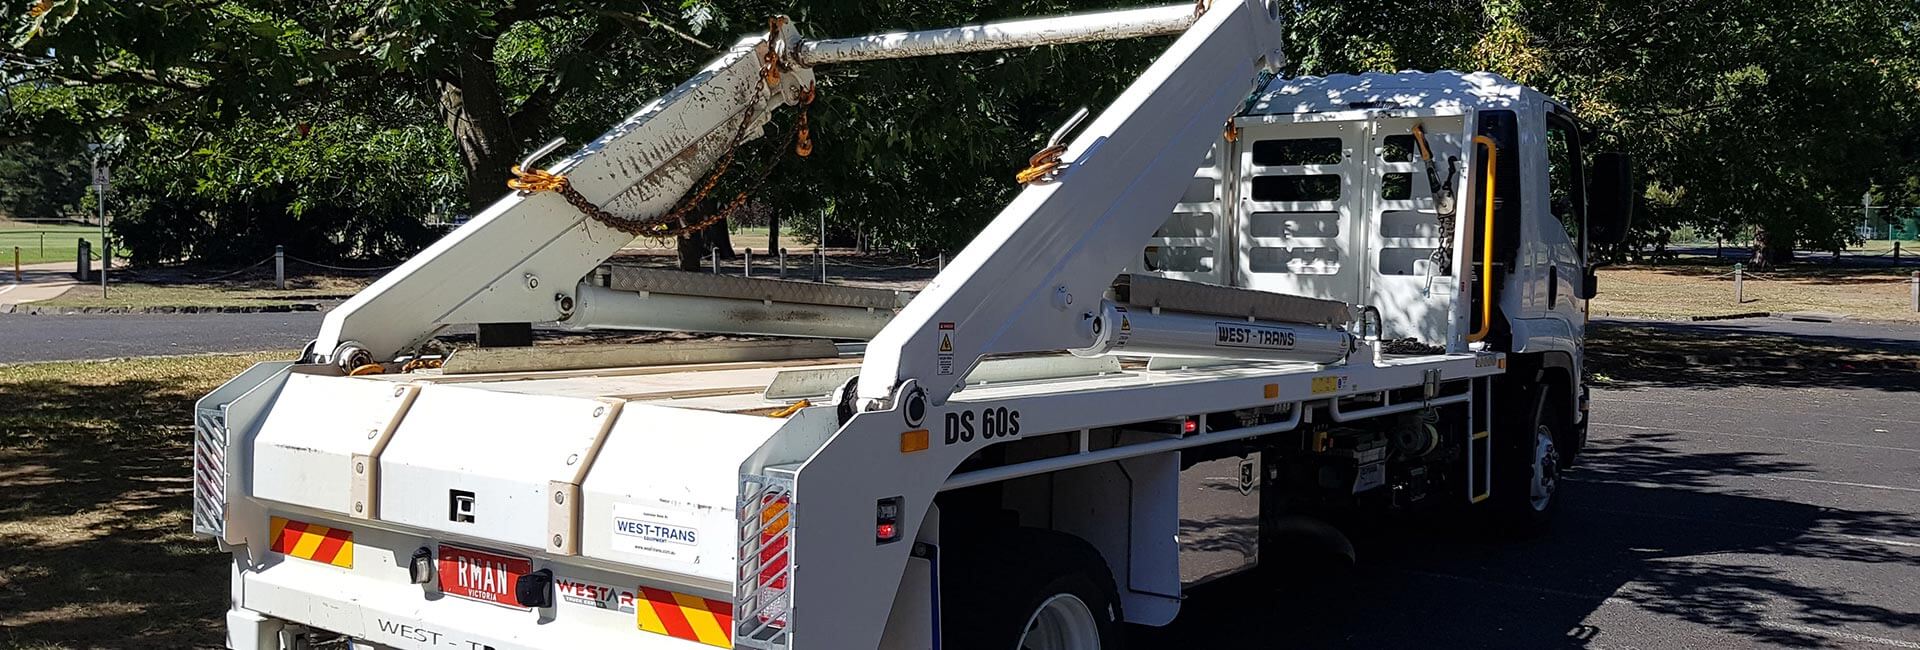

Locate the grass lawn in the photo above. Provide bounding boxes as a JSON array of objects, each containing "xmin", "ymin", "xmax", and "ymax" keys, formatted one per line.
[
  {"xmin": 0, "ymin": 351, "xmax": 291, "ymax": 649},
  {"xmin": 0, "ymin": 222, "xmax": 102, "ymax": 266},
  {"xmin": 1595, "ymin": 264, "xmax": 1919, "ymax": 322},
  {"xmin": 40, "ymin": 275, "xmax": 371, "ymax": 310}
]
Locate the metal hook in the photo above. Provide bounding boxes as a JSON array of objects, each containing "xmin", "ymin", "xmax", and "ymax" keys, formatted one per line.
[
  {"xmin": 519, "ymin": 137, "xmax": 567, "ymax": 172},
  {"xmin": 1047, "ymin": 107, "xmax": 1091, "ymax": 149}
]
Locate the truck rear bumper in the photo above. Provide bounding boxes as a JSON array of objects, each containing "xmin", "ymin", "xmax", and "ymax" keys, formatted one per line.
[{"xmin": 232, "ymin": 552, "xmax": 720, "ymax": 650}]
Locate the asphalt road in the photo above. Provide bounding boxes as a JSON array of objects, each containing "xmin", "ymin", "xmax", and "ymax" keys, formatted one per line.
[
  {"xmin": 1136, "ymin": 329, "xmax": 1920, "ymax": 648},
  {"xmin": 2, "ymin": 309, "xmax": 1914, "ymax": 646},
  {"xmin": 0, "ymin": 311, "xmax": 324, "ymax": 363}
]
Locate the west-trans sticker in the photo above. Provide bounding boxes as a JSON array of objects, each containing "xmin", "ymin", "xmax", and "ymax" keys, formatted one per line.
[
  {"xmin": 1216, "ymin": 321, "xmax": 1297, "ymax": 350},
  {"xmin": 611, "ymin": 503, "xmax": 701, "ymax": 561}
]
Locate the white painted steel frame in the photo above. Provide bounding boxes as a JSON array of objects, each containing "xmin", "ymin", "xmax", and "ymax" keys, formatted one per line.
[
  {"xmin": 795, "ymin": 4, "xmax": 1198, "ymax": 65},
  {"xmin": 315, "ymin": 29, "xmax": 816, "ymax": 361},
  {"xmin": 857, "ymin": 0, "xmax": 1286, "ymax": 407},
  {"xmin": 785, "ymin": 347, "xmax": 1502, "ymax": 649},
  {"xmin": 312, "ymin": 3, "xmax": 1239, "ymax": 364}
]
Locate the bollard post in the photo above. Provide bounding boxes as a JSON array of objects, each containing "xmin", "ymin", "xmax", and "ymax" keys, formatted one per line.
[
  {"xmin": 937, "ymin": 253, "xmax": 945, "ymax": 272},
  {"xmin": 1735, "ymin": 263, "xmax": 1746, "ymax": 303},
  {"xmin": 744, "ymin": 248, "xmax": 754, "ymax": 278},
  {"xmin": 1911, "ymin": 271, "xmax": 1918, "ymax": 312},
  {"xmin": 1897, "ymin": 241, "xmax": 1903, "ymax": 265},
  {"xmin": 274, "ymin": 245, "xmax": 286, "ymax": 289},
  {"xmin": 76, "ymin": 239, "xmax": 89, "ymax": 282},
  {"xmin": 39, "ymin": 232, "xmax": 45, "ymax": 257},
  {"xmin": 13, "ymin": 246, "xmax": 19, "ymax": 282},
  {"xmin": 712, "ymin": 246, "xmax": 720, "ymax": 274},
  {"xmin": 779, "ymin": 248, "xmax": 788, "ymax": 278}
]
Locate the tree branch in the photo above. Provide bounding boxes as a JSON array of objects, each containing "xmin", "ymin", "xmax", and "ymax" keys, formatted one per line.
[
  {"xmin": 590, "ymin": 8, "xmax": 715, "ymax": 50},
  {"xmin": 0, "ymin": 88, "xmax": 208, "ymax": 146},
  {"xmin": 508, "ymin": 19, "xmax": 629, "ymax": 125}
]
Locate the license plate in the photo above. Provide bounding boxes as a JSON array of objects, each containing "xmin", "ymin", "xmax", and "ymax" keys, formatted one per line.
[{"xmin": 437, "ymin": 544, "xmax": 532, "ymax": 608}]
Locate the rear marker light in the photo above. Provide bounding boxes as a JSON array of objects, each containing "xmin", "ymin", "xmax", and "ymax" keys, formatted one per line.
[
  {"xmin": 876, "ymin": 496, "xmax": 903, "ymax": 545},
  {"xmin": 515, "ymin": 569, "xmax": 554, "ymax": 608},
  {"xmin": 408, "ymin": 547, "xmax": 434, "ymax": 585},
  {"xmin": 901, "ymin": 429, "xmax": 930, "ymax": 453},
  {"xmin": 1182, "ymin": 417, "xmax": 1200, "ymax": 434}
]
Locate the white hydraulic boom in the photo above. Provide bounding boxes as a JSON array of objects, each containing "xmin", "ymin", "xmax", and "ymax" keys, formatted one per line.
[
  {"xmin": 310, "ymin": 3, "xmax": 1222, "ymax": 368},
  {"xmin": 314, "ymin": 1, "xmax": 1285, "ymax": 409}
]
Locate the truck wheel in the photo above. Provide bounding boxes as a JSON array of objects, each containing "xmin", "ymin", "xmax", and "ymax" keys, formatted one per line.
[
  {"xmin": 1493, "ymin": 388, "xmax": 1561, "ymax": 530},
  {"xmin": 945, "ymin": 528, "xmax": 1123, "ymax": 650}
]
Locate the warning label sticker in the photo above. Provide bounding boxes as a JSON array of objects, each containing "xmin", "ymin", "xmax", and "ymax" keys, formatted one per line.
[{"xmin": 937, "ymin": 322, "xmax": 956, "ymax": 375}]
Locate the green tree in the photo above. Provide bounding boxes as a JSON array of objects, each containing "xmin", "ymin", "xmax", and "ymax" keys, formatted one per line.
[
  {"xmin": 0, "ymin": 132, "xmax": 87, "ymax": 220},
  {"xmin": 1282, "ymin": 0, "xmax": 1920, "ymax": 265}
]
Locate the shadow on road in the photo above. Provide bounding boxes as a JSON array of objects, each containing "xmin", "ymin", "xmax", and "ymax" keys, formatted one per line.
[
  {"xmin": 1587, "ymin": 320, "xmax": 1920, "ymax": 392},
  {"xmin": 1136, "ymin": 426, "xmax": 1920, "ymax": 648}
]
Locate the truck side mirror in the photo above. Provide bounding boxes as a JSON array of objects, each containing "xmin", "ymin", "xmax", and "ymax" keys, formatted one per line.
[{"xmin": 1588, "ymin": 152, "xmax": 1634, "ymax": 245}]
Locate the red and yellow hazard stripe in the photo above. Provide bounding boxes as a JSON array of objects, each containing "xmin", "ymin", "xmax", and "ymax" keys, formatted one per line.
[
  {"xmin": 635, "ymin": 586, "xmax": 733, "ymax": 647},
  {"xmin": 269, "ymin": 516, "xmax": 354, "ymax": 568}
]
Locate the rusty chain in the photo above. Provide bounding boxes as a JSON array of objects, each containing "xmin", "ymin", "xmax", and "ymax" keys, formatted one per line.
[{"xmin": 508, "ymin": 19, "xmax": 812, "ymax": 240}]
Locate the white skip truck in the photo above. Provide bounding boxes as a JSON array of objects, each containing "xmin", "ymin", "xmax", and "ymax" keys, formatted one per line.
[{"xmin": 193, "ymin": 2, "xmax": 1635, "ymax": 649}]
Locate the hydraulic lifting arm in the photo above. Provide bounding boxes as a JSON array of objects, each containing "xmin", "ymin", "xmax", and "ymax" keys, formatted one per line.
[
  {"xmin": 309, "ymin": 4, "xmax": 1215, "ymax": 367},
  {"xmin": 857, "ymin": 0, "xmax": 1285, "ymax": 407}
]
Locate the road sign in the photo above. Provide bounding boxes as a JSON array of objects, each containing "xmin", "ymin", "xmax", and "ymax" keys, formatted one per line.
[{"xmin": 92, "ymin": 166, "xmax": 110, "ymax": 191}]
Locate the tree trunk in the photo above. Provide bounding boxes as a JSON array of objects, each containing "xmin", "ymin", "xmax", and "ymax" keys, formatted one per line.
[
  {"xmin": 768, "ymin": 213, "xmax": 780, "ymax": 254},
  {"xmin": 676, "ymin": 234, "xmax": 705, "ymax": 271},
  {"xmin": 440, "ymin": 35, "xmax": 520, "ymax": 215},
  {"xmin": 1749, "ymin": 226, "xmax": 1796, "ymax": 269},
  {"xmin": 707, "ymin": 219, "xmax": 736, "ymax": 259}
]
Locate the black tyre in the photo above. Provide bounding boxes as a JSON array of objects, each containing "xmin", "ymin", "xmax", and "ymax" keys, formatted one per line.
[
  {"xmin": 944, "ymin": 528, "xmax": 1124, "ymax": 650},
  {"xmin": 1492, "ymin": 386, "xmax": 1563, "ymax": 531}
]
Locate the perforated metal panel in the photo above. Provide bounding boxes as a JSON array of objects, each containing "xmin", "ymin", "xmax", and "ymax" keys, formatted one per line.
[
  {"xmin": 1141, "ymin": 141, "xmax": 1231, "ymax": 285},
  {"xmin": 1234, "ymin": 120, "xmax": 1367, "ymax": 304},
  {"xmin": 192, "ymin": 407, "xmax": 229, "ymax": 539}
]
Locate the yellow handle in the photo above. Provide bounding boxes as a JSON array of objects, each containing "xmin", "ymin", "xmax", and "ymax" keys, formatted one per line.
[{"xmin": 1467, "ymin": 135, "xmax": 1498, "ymax": 343}]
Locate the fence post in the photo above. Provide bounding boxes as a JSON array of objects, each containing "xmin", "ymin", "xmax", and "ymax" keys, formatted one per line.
[
  {"xmin": 1733, "ymin": 263, "xmax": 1744, "ymax": 304},
  {"xmin": 937, "ymin": 253, "xmax": 945, "ymax": 272},
  {"xmin": 744, "ymin": 248, "xmax": 754, "ymax": 278},
  {"xmin": 39, "ymin": 232, "xmax": 45, "ymax": 258},
  {"xmin": 274, "ymin": 245, "xmax": 286, "ymax": 289},
  {"xmin": 779, "ymin": 248, "xmax": 788, "ymax": 278},
  {"xmin": 1897, "ymin": 241, "xmax": 1903, "ymax": 265}
]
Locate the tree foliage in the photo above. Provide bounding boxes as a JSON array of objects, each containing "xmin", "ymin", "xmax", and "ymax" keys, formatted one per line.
[
  {"xmin": 2, "ymin": 0, "xmax": 1916, "ymax": 264},
  {"xmin": 1289, "ymin": 0, "xmax": 1919, "ymax": 262}
]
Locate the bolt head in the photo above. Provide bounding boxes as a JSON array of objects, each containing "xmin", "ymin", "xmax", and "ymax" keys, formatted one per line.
[
  {"xmin": 552, "ymin": 534, "xmax": 563, "ymax": 547},
  {"xmin": 355, "ymin": 462, "xmax": 365, "ymax": 474},
  {"xmin": 592, "ymin": 406, "xmax": 606, "ymax": 417},
  {"xmin": 554, "ymin": 491, "xmax": 565, "ymax": 504}
]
